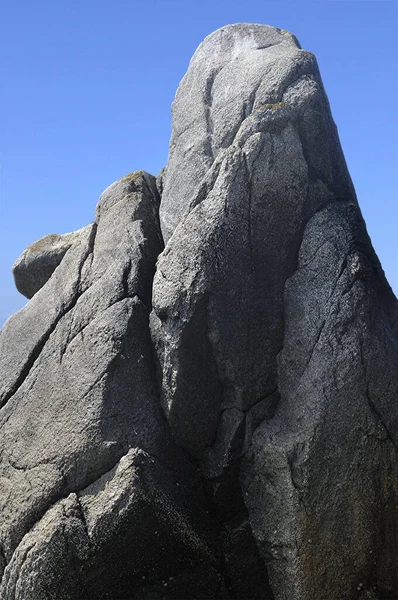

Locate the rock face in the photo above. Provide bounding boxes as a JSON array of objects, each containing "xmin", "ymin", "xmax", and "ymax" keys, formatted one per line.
[
  {"xmin": 0, "ymin": 172, "xmax": 222, "ymax": 599},
  {"xmin": 1, "ymin": 23, "xmax": 397, "ymax": 600}
]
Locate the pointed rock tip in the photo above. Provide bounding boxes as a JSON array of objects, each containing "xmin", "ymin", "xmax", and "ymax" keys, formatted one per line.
[
  {"xmin": 191, "ymin": 23, "xmax": 301, "ymax": 63},
  {"xmin": 96, "ymin": 170, "xmax": 159, "ymax": 220},
  {"xmin": 100, "ymin": 170, "xmax": 154, "ymax": 197}
]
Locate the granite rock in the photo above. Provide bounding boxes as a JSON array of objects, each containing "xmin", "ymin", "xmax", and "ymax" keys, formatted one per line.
[
  {"xmin": 151, "ymin": 23, "xmax": 398, "ymax": 600},
  {"xmin": 12, "ymin": 226, "xmax": 92, "ymax": 299},
  {"xmin": 0, "ymin": 172, "xmax": 220, "ymax": 598},
  {"xmin": 1, "ymin": 23, "xmax": 397, "ymax": 600}
]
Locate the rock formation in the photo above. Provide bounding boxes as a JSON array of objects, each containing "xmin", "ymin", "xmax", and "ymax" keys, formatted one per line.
[{"xmin": 1, "ymin": 23, "xmax": 397, "ymax": 600}]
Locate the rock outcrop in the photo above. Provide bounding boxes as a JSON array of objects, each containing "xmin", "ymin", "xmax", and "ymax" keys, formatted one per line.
[{"xmin": 1, "ymin": 23, "xmax": 397, "ymax": 600}]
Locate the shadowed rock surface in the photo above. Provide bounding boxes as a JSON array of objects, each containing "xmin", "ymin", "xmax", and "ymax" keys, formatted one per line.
[{"xmin": 1, "ymin": 23, "xmax": 397, "ymax": 600}]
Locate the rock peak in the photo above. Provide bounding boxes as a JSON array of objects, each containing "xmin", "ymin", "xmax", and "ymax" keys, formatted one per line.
[{"xmin": 192, "ymin": 23, "xmax": 301, "ymax": 61}]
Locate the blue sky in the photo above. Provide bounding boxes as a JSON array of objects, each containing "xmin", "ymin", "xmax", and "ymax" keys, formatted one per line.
[{"xmin": 1, "ymin": 0, "xmax": 397, "ymax": 326}]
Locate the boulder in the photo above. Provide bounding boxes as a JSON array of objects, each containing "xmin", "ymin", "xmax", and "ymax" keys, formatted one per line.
[{"xmin": 12, "ymin": 226, "xmax": 92, "ymax": 299}]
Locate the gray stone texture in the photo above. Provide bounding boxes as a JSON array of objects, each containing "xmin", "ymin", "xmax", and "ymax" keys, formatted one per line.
[
  {"xmin": 0, "ymin": 172, "xmax": 223, "ymax": 598},
  {"xmin": 1, "ymin": 449, "xmax": 220, "ymax": 600},
  {"xmin": 1, "ymin": 22, "xmax": 397, "ymax": 600},
  {"xmin": 152, "ymin": 22, "xmax": 355, "ymax": 468},
  {"xmin": 12, "ymin": 226, "xmax": 93, "ymax": 299},
  {"xmin": 151, "ymin": 22, "xmax": 398, "ymax": 600}
]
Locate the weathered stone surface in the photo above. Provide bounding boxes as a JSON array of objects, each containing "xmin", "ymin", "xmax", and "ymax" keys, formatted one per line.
[
  {"xmin": 151, "ymin": 22, "xmax": 398, "ymax": 600},
  {"xmin": 0, "ymin": 171, "xmax": 222, "ymax": 598},
  {"xmin": 12, "ymin": 226, "xmax": 92, "ymax": 299},
  {"xmin": 243, "ymin": 202, "xmax": 398, "ymax": 600},
  {"xmin": 151, "ymin": 21, "xmax": 355, "ymax": 469},
  {"xmin": 1, "ymin": 22, "xmax": 398, "ymax": 600},
  {"xmin": 1, "ymin": 449, "xmax": 220, "ymax": 600},
  {"xmin": 159, "ymin": 23, "xmax": 352, "ymax": 243}
]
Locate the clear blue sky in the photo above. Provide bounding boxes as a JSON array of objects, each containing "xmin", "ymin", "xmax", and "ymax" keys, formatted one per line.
[{"xmin": 1, "ymin": 0, "xmax": 397, "ymax": 326}]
